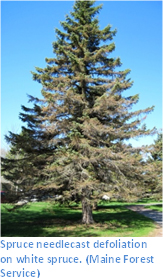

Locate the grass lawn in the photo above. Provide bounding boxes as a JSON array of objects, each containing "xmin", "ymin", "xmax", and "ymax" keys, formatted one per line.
[
  {"xmin": 144, "ymin": 204, "xmax": 162, "ymax": 212},
  {"xmin": 98, "ymin": 198, "xmax": 162, "ymax": 206},
  {"xmin": 1, "ymin": 201, "xmax": 157, "ymax": 237}
]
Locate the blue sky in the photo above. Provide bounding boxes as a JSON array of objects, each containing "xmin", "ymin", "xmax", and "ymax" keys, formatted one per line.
[{"xmin": 1, "ymin": 0, "xmax": 162, "ymax": 150}]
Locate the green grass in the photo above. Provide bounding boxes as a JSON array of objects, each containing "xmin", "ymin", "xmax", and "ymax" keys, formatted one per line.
[
  {"xmin": 144, "ymin": 204, "xmax": 162, "ymax": 212},
  {"xmin": 1, "ymin": 201, "xmax": 157, "ymax": 237},
  {"xmin": 98, "ymin": 198, "xmax": 162, "ymax": 207}
]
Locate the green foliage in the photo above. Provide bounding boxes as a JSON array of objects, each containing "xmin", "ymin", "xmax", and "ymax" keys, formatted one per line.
[
  {"xmin": 151, "ymin": 133, "xmax": 162, "ymax": 161},
  {"xmin": 144, "ymin": 132, "xmax": 162, "ymax": 199}
]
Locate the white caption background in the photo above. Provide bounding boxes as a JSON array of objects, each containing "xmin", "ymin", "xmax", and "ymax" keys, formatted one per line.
[{"xmin": 0, "ymin": 237, "xmax": 162, "ymax": 279}]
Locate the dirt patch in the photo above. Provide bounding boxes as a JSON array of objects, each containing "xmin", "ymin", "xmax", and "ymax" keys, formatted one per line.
[{"xmin": 147, "ymin": 226, "xmax": 162, "ymax": 237}]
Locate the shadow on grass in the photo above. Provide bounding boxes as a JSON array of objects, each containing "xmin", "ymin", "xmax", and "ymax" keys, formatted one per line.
[
  {"xmin": 145, "ymin": 204, "xmax": 162, "ymax": 209},
  {"xmin": 1, "ymin": 203, "xmax": 155, "ymax": 237},
  {"xmin": 154, "ymin": 205, "xmax": 162, "ymax": 208}
]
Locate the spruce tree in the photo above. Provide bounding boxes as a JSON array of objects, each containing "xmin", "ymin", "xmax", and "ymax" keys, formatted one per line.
[
  {"xmin": 145, "ymin": 133, "xmax": 162, "ymax": 199},
  {"xmin": 2, "ymin": 99, "xmax": 55, "ymax": 197},
  {"xmin": 150, "ymin": 133, "xmax": 162, "ymax": 162},
  {"xmin": 2, "ymin": 0, "xmax": 157, "ymax": 223}
]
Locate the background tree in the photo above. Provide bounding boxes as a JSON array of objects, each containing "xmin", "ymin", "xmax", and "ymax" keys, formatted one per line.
[
  {"xmin": 2, "ymin": 0, "xmax": 157, "ymax": 223},
  {"xmin": 144, "ymin": 132, "xmax": 162, "ymax": 200},
  {"xmin": 150, "ymin": 133, "xmax": 162, "ymax": 162},
  {"xmin": 1, "ymin": 99, "xmax": 57, "ymax": 200}
]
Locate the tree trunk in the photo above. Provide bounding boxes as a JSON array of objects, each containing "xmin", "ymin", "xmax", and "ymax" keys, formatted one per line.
[{"xmin": 82, "ymin": 197, "xmax": 94, "ymax": 224}]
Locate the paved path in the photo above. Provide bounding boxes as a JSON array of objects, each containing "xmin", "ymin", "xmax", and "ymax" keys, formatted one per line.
[{"xmin": 126, "ymin": 204, "xmax": 162, "ymax": 237}]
